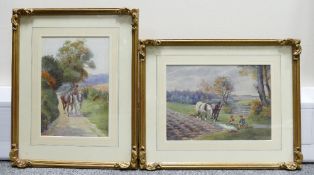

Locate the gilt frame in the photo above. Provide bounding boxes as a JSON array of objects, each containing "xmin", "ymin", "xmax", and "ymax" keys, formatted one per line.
[
  {"xmin": 11, "ymin": 8, "xmax": 139, "ymax": 169},
  {"xmin": 138, "ymin": 39, "xmax": 302, "ymax": 170}
]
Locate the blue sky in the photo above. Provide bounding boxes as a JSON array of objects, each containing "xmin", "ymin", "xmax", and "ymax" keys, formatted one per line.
[
  {"xmin": 42, "ymin": 37, "xmax": 109, "ymax": 75},
  {"xmin": 166, "ymin": 65, "xmax": 264, "ymax": 96}
]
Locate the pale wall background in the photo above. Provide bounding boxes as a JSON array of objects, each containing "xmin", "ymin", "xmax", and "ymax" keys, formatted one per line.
[{"xmin": 0, "ymin": 0, "xmax": 314, "ymax": 88}]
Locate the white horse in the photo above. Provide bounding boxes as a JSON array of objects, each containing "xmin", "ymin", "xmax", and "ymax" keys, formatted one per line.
[
  {"xmin": 72, "ymin": 94, "xmax": 81, "ymax": 116},
  {"xmin": 195, "ymin": 101, "xmax": 213, "ymax": 120},
  {"xmin": 77, "ymin": 91, "xmax": 83, "ymax": 108}
]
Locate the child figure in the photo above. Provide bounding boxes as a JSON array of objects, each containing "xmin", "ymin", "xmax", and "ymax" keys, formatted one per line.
[
  {"xmin": 228, "ymin": 115, "xmax": 235, "ymax": 125},
  {"xmin": 239, "ymin": 115, "xmax": 247, "ymax": 128}
]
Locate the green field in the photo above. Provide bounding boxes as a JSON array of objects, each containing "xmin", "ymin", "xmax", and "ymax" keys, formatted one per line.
[
  {"xmin": 198, "ymin": 128, "xmax": 271, "ymax": 140},
  {"xmin": 81, "ymin": 98, "xmax": 108, "ymax": 136},
  {"xmin": 167, "ymin": 102, "xmax": 195, "ymax": 115}
]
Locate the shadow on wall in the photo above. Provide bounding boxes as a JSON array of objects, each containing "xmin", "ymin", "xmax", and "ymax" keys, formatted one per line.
[{"xmin": 302, "ymin": 87, "xmax": 314, "ymax": 103}]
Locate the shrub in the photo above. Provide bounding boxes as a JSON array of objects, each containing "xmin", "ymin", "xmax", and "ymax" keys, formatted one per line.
[
  {"xmin": 260, "ymin": 105, "xmax": 271, "ymax": 118},
  {"xmin": 222, "ymin": 104, "xmax": 233, "ymax": 114},
  {"xmin": 249, "ymin": 99, "xmax": 262, "ymax": 115},
  {"xmin": 41, "ymin": 80, "xmax": 59, "ymax": 133},
  {"xmin": 248, "ymin": 99, "xmax": 271, "ymax": 125}
]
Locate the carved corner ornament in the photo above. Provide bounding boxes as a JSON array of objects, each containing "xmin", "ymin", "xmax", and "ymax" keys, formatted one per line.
[
  {"xmin": 279, "ymin": 39, "xmax": 302, "ymax": 61},
  {"xmin": 116, "ymin": 8, "xmax": 138, "ymax": 31},
  {"xmin": 138, "ymin": 40, "xmax": 146, "ymax": 62},
  {"xmin": 9, "ymin": 144, "xmax": 31, "ymax": 168},
  {"xmin": 114, "ymin": 145, "xmax": 138, "ymax": 169},
  {"xmin": 280, "ymin": 162, "xmax": 298, "ymax": 171},
  {"xmin": 139, "ymin": 146, "xmax": 161, "ymax": 170},
  {"xmin": 129, "ymin": 145, "xmax": 138, "ymax": 169},
  {"xmin": 11, "ymin": 8, "xmax": 34, "ymax": 31},
  {"xmin": 294, "ymin": 147, "xmax": 303, "ymax": 169},
  {"xmin": 279, "ymin": 147, "xmax": 303, "ymax": 170},
  {"xmin": 138, "ymin": 40, "xmax": 162, "ymax": 62},
  {"xmin": 114, "ymin": 162, "xmax": 131, "ymax": 169}
]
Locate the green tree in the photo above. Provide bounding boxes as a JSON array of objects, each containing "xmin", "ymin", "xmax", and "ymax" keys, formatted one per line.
[{"xmin": 57, "ymin": 40, "xmax": 95, "ymax": 86}]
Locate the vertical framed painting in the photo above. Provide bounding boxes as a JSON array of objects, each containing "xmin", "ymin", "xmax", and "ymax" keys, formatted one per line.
[
  {"xmin": 139, "ymin": 39, "xmax": 302, "ymax": 170},
  {"xmin": 11, "ymin": 8, "xmax": 139, "ymax": 169}
]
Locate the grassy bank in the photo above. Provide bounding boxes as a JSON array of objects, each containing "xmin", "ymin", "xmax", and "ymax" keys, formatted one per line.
[
  {"xmin": 167, "ymin": 102, "xmax": 195, "ymax": 115},
  {"xmin": 81, "ymin": 98, "xmax": 108, "ymax": 136},
  {"xmin": 198, "ymin": 128, "xmax": 271, "ymax": 140}
]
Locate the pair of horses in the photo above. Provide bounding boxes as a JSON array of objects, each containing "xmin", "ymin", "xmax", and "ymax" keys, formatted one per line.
[
  {"xmin": 60, "ymin": 91, "xmax": 83, "ymax": 117},
  {"xmin": 195, "ymin": 101, "xmax": 222, "ymax": 121}
]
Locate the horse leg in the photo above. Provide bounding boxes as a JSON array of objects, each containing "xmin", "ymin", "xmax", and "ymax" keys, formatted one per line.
[
  {"xmin": 66, "ymin": 105, "xmax": 70, "ymax": 117},
  {"xmin": 74, "ymin": 103, "xmax": 78, "ymax": 115},
  {"xmin": 67, "ymin": 104, "xmax": 71, "ymax": 117},
  {"xmin": 62, "ymin": 102, "xmax": 66, "ymax": 111},
  {"xmin": 71, "ymin": 104, "xmax": 74, "ymax": 116},
  {"xmin": 63, "ymin": 103, "xmax": 67, "ymax": 114}
]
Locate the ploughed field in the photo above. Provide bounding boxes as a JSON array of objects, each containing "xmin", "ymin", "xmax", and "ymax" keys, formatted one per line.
[{"xmin": 167, "ymin": 109, "xmax": 223, "ymax": 140}]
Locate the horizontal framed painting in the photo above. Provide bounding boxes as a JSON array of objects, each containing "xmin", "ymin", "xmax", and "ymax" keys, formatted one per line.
[
  {"xmin": 139, "ymin": 39, "xmax": 302, "ymax": 170},
  {"xmin": 11, "ymin": 8, "xmax": 139, "ymax": 169}
]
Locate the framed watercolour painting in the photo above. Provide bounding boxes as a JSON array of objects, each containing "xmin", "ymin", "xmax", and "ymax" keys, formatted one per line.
[
  {"xmin": 11, "ymin": 8, "xmax": 139, "ymax": 169},
  {"xmin": 139, "ymin": 39, "xmax": 302, "ymax": 170}
]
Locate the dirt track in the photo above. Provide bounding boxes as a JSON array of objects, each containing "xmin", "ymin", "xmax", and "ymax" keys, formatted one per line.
[
  {"xmin": 42, "ymin": 97, "xmax": 105, "ymax": 137},
  {"xmin": 167, "ymin": 109, "xmax": 223, "ymax": 140}
]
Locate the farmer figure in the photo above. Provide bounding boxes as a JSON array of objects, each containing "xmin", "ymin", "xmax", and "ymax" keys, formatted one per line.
[
  {"xmin": 228, "ymin": 115, "xmax": 236, "ymax": 125},
  {"xmin": 73, "ymin": 84, "xmax": 79, "ymax": 95},
  {"xmin": 212, "ymin": 101, "xmax": 222, "ymax": 121},
  {"xmin": 239, "ymin": 115, "xmax": 247, "ymax": 128}
]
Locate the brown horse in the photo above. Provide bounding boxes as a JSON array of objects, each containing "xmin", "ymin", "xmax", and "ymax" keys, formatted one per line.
[
  {"xmin": 212, "ymin": 102, "xmax": 223, "ymax": 121},
  {"xmin": 60, "ymin": 93, "xmax": 73, "ymax": 117}
]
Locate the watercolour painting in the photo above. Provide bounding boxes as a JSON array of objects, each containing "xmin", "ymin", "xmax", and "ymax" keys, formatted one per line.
[
  {"xmin": 166, "ymin": 65, "xmax": 271, "ymax": 140},
  {"xmin": 41, "ymin": 37, "xmax": 109, "ymax": 137}
]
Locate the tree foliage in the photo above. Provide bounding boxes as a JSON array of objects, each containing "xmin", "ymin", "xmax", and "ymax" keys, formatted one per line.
[
  {"xmin": 41, "ymin": 79, "xmax": 59, "ymax": 133},
  {"xmin": 42, "ymin": 55, "xmax": 63, "ymax": 89},
  {"xmin": 41, "ymin": 55, "xmax": 64, "ymax": 133},
  {"xmin": 212, "ymin": 76, "xmax": 234, "ymax": 104},
  {"xmin": 57, "ymin": 40, "xmax": 95, "ymax": 85},
  {"xmin": 199, "ymin": 79, "xmax": 212, "ymax": 94}
]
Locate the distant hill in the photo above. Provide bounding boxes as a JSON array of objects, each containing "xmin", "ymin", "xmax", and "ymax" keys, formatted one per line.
[{"xmin": 82, "ymin": 74, "xmax": 109, "ymax": 86}]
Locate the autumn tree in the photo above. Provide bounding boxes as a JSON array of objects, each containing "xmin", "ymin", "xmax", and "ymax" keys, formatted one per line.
[
  {"xmin": 213, "ymin": 76, "xmax": 234, "ymax": 105},
  {"xmin": 57, "ymin": 40, "xmax": 95, "ymax": 87}
]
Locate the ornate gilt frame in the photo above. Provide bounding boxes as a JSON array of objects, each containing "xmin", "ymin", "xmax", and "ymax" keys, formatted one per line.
[
  {"xmin": 11, "ymin": 8, "xmax": 139, "ymax": 169},
  {"xmin": 138, "ymin": 39, "xmax": 302, "ymax": 170}
]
